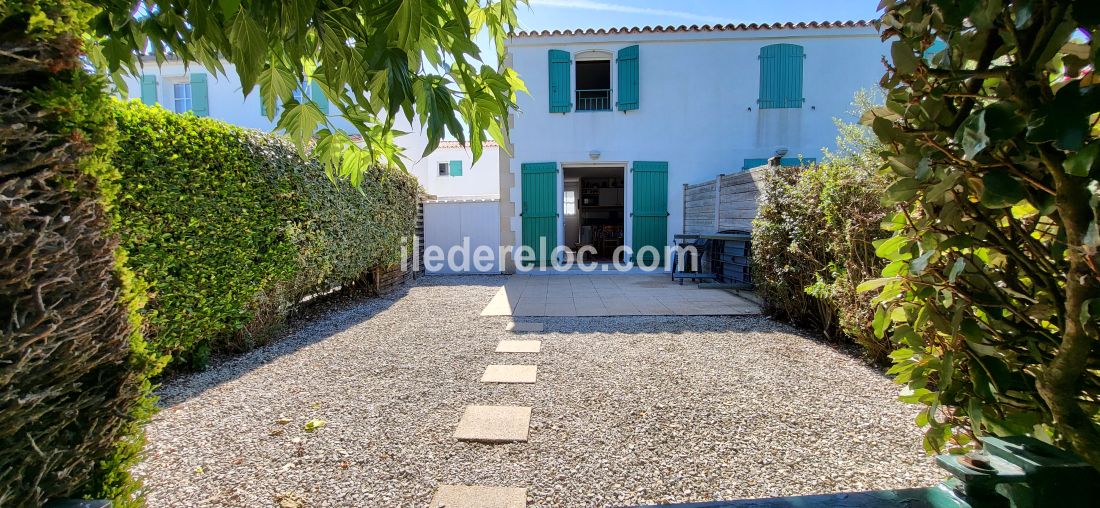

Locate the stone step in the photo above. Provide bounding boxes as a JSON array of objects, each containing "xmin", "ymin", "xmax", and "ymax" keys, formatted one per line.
[
  {"xmin": 454, "ymin": 405, "xmax": 531, "ymax": 443},
  {"xmin": 481, "ymin": 365, "xmax": 537, "ymax": 384},
  {"xmin": 495, "ymin": 340, "xmax": 541, "ymax": 353},
  {"xmin": 506, "ymin": 322, "xmax": 544, "ymax": 332},
  {"xmin": 430, "ymin": 485, "xmax": 526, "ymax": 508}
]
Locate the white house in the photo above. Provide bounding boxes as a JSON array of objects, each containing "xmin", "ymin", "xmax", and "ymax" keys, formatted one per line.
[
  {"xmin": 120, "ymin": 58, "xmax": 499, "ymax": 199},
  {"xmin": 497, "ymin": 20, "xmax": 888, "ymax": 272}
]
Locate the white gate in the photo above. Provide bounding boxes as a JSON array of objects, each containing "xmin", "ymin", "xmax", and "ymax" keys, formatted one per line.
[{"xmin": 422, "ymin": 198, "xmax": 501, "ymax": 273}]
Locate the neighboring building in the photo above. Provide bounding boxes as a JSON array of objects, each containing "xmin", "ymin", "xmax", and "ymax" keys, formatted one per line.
[
  {"xmin": 120, "ymin": 58, "xmax": 499, "ymax": 199},
  {"xmin": 498, "ymin": 21, "xmax": 889, "ymax": 271}
]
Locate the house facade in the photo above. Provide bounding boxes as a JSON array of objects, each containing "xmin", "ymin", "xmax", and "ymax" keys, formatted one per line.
[
  {"xmin": 498, "ymin": 21, "xmax": 888, "ymax": 272},
  {"xmin": 120, "ymin": 59, "xmax": 499, "ymax": 199}
]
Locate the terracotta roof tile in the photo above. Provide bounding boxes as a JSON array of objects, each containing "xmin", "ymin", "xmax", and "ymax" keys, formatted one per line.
[{"xmin": 513, "ymin": 20, "xmax": 875, "ymax": 38}]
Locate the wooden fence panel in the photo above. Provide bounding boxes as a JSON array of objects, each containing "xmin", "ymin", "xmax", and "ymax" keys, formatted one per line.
[{"xmin": 682, "ymin": 167, "xmax": 768, "ymax": 235}]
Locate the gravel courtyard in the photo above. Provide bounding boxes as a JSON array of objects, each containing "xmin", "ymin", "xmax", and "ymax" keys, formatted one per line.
[{"xmin": 135, "ymin": 275, "xmax": 942, "ymax": 507}]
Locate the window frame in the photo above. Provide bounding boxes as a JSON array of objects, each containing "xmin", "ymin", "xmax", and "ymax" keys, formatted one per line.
[
  {"xmin": 437, "ymin": 162, "xmax": 449, "ymax": 176},
  {"xmin": 172, "ymin": 82, "xmax": 193, "ymax": 113},
  {"xmin": 574, "ymin": 50, "xmax": 614, "ymax": 113}
]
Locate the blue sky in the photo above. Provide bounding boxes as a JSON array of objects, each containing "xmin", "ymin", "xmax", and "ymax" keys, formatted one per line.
[{"xmin": 515, "ymin": 0, "xmax": 880, "ymax": 31}]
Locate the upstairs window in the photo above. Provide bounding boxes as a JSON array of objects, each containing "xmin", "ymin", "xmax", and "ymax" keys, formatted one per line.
[
  {"xmin": 758, "ymin": 44, "xmax": 805, "ymax": 109},
  {"xmin": 575, "ymin": 51, "xmax": 611, "ymax": 111},
  {"xmin": 438, "ymin": 162, "xmax": 449, "ymax": 176}
]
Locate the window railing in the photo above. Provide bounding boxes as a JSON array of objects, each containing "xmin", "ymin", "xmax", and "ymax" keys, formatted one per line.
[{"xmin": 576, "ymin": 89, "xmax": 611, "ymax": 111}]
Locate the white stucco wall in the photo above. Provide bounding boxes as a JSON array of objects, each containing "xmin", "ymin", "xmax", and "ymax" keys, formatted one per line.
[
  {"xmin": 119, "ymin": 60, "xmax": 498, "ymax": 198},
  {"xmin": 503, "ymin": 25, "xmax": 889, "ymax": 267},
  {"xmin": 408, "ymin": 143, "xmax": 501, "ymax": 199}
]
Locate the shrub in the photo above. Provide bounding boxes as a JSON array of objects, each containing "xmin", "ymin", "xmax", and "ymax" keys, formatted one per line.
[
  {"xmin": 111, "ymin": 102, "xmax": 419, "ymax": 366},
  {"xmin": 752, "ymin": 93, "xmax": 894, "ymax": 361},
  {"xmin": 868, "ymin": 0, "xmax": 1100, "ymax": 468},
  {"xmin": 0, "ymin": 1, "xmax": 161, "ymax": 505}
]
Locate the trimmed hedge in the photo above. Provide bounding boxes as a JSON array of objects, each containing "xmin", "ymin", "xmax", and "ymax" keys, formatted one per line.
[
  {"xmin": 753, "ymin": 161, "xmax": 892, "ymax": 361},
  {"xmin": 111, "ymin": 102, "xmax": 419, "ymax": 366},
  {"xmin": 752, "ymin": 95, "xmax": 893, "ymax": 361},
  {"xmin": 0, "ymin": 1, "xmax": 160, "ymax": 505}
]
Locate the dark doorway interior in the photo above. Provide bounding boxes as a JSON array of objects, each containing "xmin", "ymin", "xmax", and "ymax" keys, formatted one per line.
[{"xmin": 564, "ymin": 166, "xmax": 624, "ymax": 263}]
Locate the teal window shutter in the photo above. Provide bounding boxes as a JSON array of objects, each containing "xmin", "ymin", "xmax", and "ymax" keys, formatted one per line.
[
  {"xmin": 758, "ymin": 44, "xmax": 804, "ymax": 109},
  {"xmin": 548, "ymin": 49, "xmax": 572, "ymax": 113},
  {"xmin": 190, "ymin": 73, "xmax": 209, "ymax": 117},
  {"xmin": 140, "ymin": 75, "xmax": 158, "ymax": 105},
  {"xmin": 616, "ymin": 45, "xmax": 639, "ymax": 111},
  {"xmin": 743, "ymin": 157, "xmax": 816, "ymax": 170},
  {"xmin": 311, "ymin": 80, "xmax": 328, "ymax": 114},
  {"xmin": 742, "ymin": 158, "xmax": 769, "ymax": 170},
  {"xmin": 449, "ymin": 160, "xmax": 462, "ymax": 176}
]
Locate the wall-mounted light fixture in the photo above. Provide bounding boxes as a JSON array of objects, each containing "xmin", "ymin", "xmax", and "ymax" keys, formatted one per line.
[{"xmin": 589, "ymin": 150, "xmax": 601, "ymax": 160}]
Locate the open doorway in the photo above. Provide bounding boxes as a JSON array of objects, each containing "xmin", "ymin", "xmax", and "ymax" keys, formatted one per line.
[{"xmin": 563, "ymin": 166, "xmax": 625, "ymax": 264}]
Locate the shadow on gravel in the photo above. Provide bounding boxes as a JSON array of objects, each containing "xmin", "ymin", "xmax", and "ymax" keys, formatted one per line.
[{"xmin": 154, "ymin": 274, "xmax": 509, "ymax": 407}]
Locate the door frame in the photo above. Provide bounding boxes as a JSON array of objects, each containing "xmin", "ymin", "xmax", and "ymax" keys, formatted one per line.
[{"xmin": 558, "ymin": 161, "xmax": 630, "ymax": 265}]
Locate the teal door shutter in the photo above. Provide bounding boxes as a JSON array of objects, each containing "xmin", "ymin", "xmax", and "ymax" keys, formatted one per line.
[
  {"xmin": 140, "ymin": 75, "xmax": 157, "ymax": 105},
  {"xmin": 616, "ymin": 45, "xmax": 639, "ymax": 111},
  {"xmin": 548, "ymin": 50, "xmax": 571, "ymax": 113},
  {"xmin": 631, "ymin": 161, "xmax": 668, "ymax": 266},
  {"xmin": 449, "ymin": 160, "xmax": 462, "ymax": 176},
  {"xmin": 521, "ymin": 162, "xmax": 559, "ymax": 266},
  {"xmin": 758, "ymin": 44, "xmax": 804, "ymax": 109},
  {"xmin": 190, "ymin": 73, "xmax": 209, "ymax": 117},
  {"xmin": 311, "ymin": 80, "xmax": 329, "ymax": 113}
]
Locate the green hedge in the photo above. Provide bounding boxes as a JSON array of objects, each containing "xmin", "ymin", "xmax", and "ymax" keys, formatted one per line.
[
  {"xmin": 752, "ymin": 94, "xmax": 893, "ymax": 361},
  {"xmin": 0, "ymin": 1, "xmax": 161, "ymax": 505},
  {"xmin": 111, "ymin": 102, "xmax": 419, "ymax": 366},
  {"xmin": 753, "ymin": 161, "xmax": 892, "ymax": 361}
]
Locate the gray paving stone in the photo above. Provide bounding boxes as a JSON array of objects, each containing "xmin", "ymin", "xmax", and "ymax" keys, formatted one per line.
[
  {"xmin": 506, "ymin": 322, "xmax": 544, "ymax": 332},
  {"xmin": 454, "ymin": 405, "xmax": 531, "ymax": 443},
  {"xmin": 495, "ymin": 340, "xmax": 541, "ymax": 353},
  {"xmin": 480, "ymin": 365, "xmax": 537, "ymax": 384},
  {"xmin": 430, "ymin": 485, "xmax": 527, "ymax": 508}
]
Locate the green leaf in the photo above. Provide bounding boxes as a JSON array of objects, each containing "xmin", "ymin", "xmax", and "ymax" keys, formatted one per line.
[
  {"xmin": 886, "ymin": 177, "xmax": 920, "ymax": 201},
  {"xmin": 947, "ymin": 257, "xmax": 965, "ymax": 282},
  {"xmin": 303, "ymin": 419, "xmax": 327, "ymax": 432},
  {"xmin": 873, "ymin": 305, "xmax": 890, "ymax": 339},
  {"xmin": 1065, "ymin": 142, "xmax": 1099, "ymax": 177},
  {"xmin": 875, "ymin": 235, "xmax": 914, "ymax": 261},
  {"xmin": 226, "ymin": 9, "xmax": 267, "ymax": 93},
  {"xmin": 257, "ymin": 64, "xmax": 298, "ymax": 120},
  {"xmin": 1026, "ymin": 81, "xmax": 1100, "ymax": 151},
  {"xmin": 278, "ymin": 102, "xmax": 327, "ymax": 156},
  {"xmin": 857, "ymin": 277, "xmax": 898, "ymax": 293},
  {"xmin": 980, "ymin": 171, "xmax": 1026, "ymax": 208},
  {"xmin": 891, "ymin": 40, "xmax": 920, "ymax": 75}
]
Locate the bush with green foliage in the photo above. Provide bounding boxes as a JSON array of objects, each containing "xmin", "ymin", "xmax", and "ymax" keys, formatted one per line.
[
  {"xmin": 111, "ymin": 102, "xmax": 419, "ymax": 366},
  {"xmin": 866, "ymin": 0, "xmax": 1100, "ymax": 468},
  {"xmin": 753, "ymin": 93, "xmax": 894, "ymax": 361},
  {"xmin": 0, "ymin": 1, "xmax": 161, "ymax": 505}
]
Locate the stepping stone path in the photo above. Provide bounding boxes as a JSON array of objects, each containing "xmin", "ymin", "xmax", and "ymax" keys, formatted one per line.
[
  {"xmin": 454, "ymin": 405, "xmax": 532, "ymax": 443},
  {"xmin": 437, "ymin": 320, "xmax": 545, "ymax": 506},
  {"xmin": 481, "ymin": 365, "xmax": 537, "ymax": 384},
  {"xmin": 495, "ymin": 340, "xmax": 541, "ymax": 353},
  {"xmin": 430, "ymin": 485, "xmax": 527, "ymax": 508},
  {"xmin": 506, "ymin": 321, "xmax": 544, "ymax": 332}
]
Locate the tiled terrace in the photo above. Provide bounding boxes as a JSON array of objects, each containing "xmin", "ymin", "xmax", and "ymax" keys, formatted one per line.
[{"xmin": 480, "ymin": 274, "xmax": 761, "ymax": 317}]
